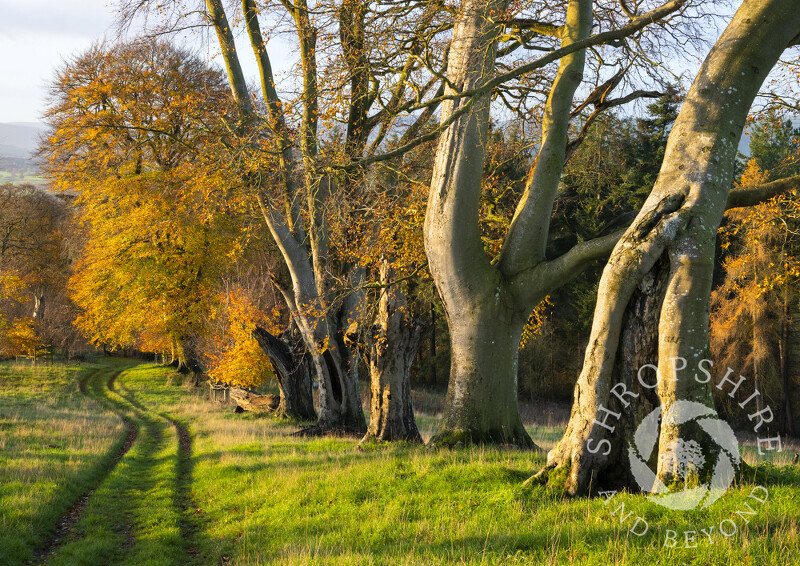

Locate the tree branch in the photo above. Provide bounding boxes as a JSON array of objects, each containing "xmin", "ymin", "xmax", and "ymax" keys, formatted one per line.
[
  {"xmin": 508, "ymin": 174, "xmax": 800, "ymax": 310},
  {"xmin": 508, "ymin": 228, "xmax": 625, "ymax": 308},
  {"xmin": 726, "ymin": 174, "xmax": 800, "ymax": 208},
  {"xmin": 338, "ymin": 0, "xmax": 686, "ymax": 171},
  {"xmin": 497, "ymin": 18, "xmax": 564, "ymax": 38}
]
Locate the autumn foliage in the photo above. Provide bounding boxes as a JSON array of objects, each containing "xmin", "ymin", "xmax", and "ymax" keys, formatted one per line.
[{"xmin": 39, "ymin": 39, "xmax": 285, "ymax": 383}]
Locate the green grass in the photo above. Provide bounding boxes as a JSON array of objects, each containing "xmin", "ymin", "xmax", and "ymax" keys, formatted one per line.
[
  {"xmin": 0, "ymin": 359, "xmax": 126, "ymax": 565},
  {"xmin": 2, "ymin": 360, "xmax": 799, "ymax": 565},
  {"xmin": 0, "ymin": 171, "xmax": 47, "ymax": 186},
  {"xmin": 44, "ymin": 364, "xmax": 198, "ymax": 566}
]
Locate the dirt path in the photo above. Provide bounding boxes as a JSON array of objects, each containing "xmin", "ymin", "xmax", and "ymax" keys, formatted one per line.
[
  {"xmin": 32, "ymin": 368, "xmax": 138, "ymax": 563},
  {"xmin": 31, "ymin": 364, "xmax": 205, "ymax": 565}
]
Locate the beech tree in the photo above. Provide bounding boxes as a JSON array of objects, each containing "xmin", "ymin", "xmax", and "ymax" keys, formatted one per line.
[
  {"xmin": 41, "ymin": 39, "xmax": 242, "ymax": 371},
  {"xmin": 118, "ymin": 0, "xmax": 454, "ymax": 434},
  {"xmin": 0, "ymin": 184, "xmax": 73, "ymax": 359},
  {"xmin": 424, "ymin": 0, "xmax": 693, "ymax": 447},
  {"xmin": 538, "ymin": 0, "xmax": 800, "ymax": 494}
]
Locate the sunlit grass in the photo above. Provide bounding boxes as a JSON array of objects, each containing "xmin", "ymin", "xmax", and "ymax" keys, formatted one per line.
[
  {"xmin": 44, "ymin": 362, "xmax": 196, "ymax": 566},
  {"xmin": 0, "ymin": 360, "xmax": 125, "ymax": 565},
  {"xmin": 3, "ymin": 360, "xmax": 799, "ymax": 565},
  {"xmin": 118, "ymin": 364, "xmax": 800, "ymax": 565}
]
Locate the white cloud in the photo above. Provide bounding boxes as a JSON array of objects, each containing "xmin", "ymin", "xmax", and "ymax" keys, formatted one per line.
[
  {"xmin": 0, "ymin": 0, "xmax": 299, "ymax": 123},
  {"xmin": 0, "ymin": 0, "xmax": 117, "ymax": 122}
]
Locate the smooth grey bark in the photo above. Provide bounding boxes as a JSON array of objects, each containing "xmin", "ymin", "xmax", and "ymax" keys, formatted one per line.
[
  {"xmin": 542, "ymin": 0, "xmax": 800, "ymax": 494},
  {"xmin": 423, "ymin": 0, "xmax": 692, "ymax": 447},
  {"xmin": 363, "ymin": 262, "xmax": 423, "ymax": 443},
  {"xmin": 424, "ymin": 0, "xmax": 594, "ymax": 447}
]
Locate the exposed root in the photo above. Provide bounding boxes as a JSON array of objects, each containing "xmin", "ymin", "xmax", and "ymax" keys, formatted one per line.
[{"xmin": 291, "ymin": 424, "xmax": 365, "ymax": 438}]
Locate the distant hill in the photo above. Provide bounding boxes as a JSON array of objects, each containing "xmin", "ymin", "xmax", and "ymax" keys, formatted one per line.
[
  {"xmin": 0, "ymin": 123, "xmax": 47, "ymax": 186},
  {"xmin": 0, "ymin": 122, "xmax": 45, "ymax": 159}
]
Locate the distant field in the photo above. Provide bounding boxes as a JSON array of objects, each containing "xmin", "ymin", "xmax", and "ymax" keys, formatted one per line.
[
  {"xmin": 1, "ymin": 361, "xmax": 799, "ymax": 565},
  {"xmin": 0, "ymin": 170, "xmax": 47, "ymax": 186}
]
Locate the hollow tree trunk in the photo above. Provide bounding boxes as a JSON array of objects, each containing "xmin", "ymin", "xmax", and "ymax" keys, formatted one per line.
[
  {"xmin": 541, "ymin": 0, "xmax": 800, "ymax": 495},
  {"xmin": 293, "ymin": 310, "xmax": 366, "ymax": 433},
  {"xmin": 571, "ymin": 256, "xmax": 668, "ymax": 490},
  {"xmin": 253, "ymin": 326, "xmax": 316, "ymax": 421},
  {"xmin": 363, "ymin": 262, "xmax": 423, "ymax": 443},
  {"xmin": 780, "ymin": 287, "xmax": 795, "ymax": 436}
]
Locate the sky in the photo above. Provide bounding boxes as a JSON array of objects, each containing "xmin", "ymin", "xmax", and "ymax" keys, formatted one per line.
[
  {"xmin": 0, "ymin": 0, "xmax": 289, "ymax": 125},
  {"xmin": 0, "ymin": 0, "xmax": 120, "ymax": 123}
]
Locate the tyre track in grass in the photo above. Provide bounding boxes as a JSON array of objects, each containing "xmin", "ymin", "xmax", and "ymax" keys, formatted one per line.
[
  {"xmin": 113, "ymin": 371, "xmax": 205, "ymax": 564},
  {"xmin": 44, "ymin": 365, "xmax": 180, "ymax": 565},
  {"xmin": 31, "ymin": 367, "xmax": 139, "ymax": 563}
]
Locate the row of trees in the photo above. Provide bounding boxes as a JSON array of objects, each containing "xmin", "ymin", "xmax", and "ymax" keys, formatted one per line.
[
  {"xmin": 0, "ymin": 184, "xmax": 77, "ymax": 359},
  {"xmin": 28, "ymin": 0, "xmax": 800, "ymax": 491},
  {"xmin": 100, "ymin": 0, "xmax": 708, "ymax": 444}
]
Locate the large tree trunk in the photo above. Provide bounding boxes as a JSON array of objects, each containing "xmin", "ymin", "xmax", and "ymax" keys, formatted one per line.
[
  {"xmin": 431, "ymin": 299, "xmax": 532, "ymax": 447},
  {"xmin": 175, "ymin": 336, "xmax": 202, "ymax": 374},
  {"xmin": 423, "ymin": 0, "xmax": 593, "ymax": 448},
  {"xmin": 284, "ymin": 266, "xmax": 366, "ymax": 434},
  {"xmin": 252, "ymin": 326, "xmax": 316, "ymax": 421},
  {"xmin": 571, "ymin": 256, "xmax": 668, "ymax": 489},
  {"xmin": 423, "ymin": 0, "xmax": 518, "ymax": 446},
  {"xmin": 363, "ymin": 262, "xmax": 423, "ymax": 443},
  {"xmin": 541, "ymin": 0, "xmax": 800, "ymax": 495}
]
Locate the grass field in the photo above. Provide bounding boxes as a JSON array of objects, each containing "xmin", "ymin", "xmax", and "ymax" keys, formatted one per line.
[
  {"xmin": 1, "ymin": 360, "xmax": 799, "ymax": 565},
  {"xmin": 0, "ymin": 171, "xmax": 47, "ymax": 186}
]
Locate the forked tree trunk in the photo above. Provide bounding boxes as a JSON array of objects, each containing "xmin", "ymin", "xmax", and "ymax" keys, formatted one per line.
[
  {"xmin": 423, "ymin": 0, "xmax": 519, "ymax": 446},
  {"xmin": 420, "ymin": 0, "xmax": 674, "ymax": 448},
  {"xmin": 363, "ymin": 263, "xmax": 423, "ymax": 443},
  {"xmin": 208, "ymin": 0, "xmax": 367, "ymax": 435},
  {"xmin": 540, "ymin": 0, "xmax": 800, "ymax": 494},
  {"xmin": 252, "ymin": 326, "xmax": 316, "ymax": 421}
]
